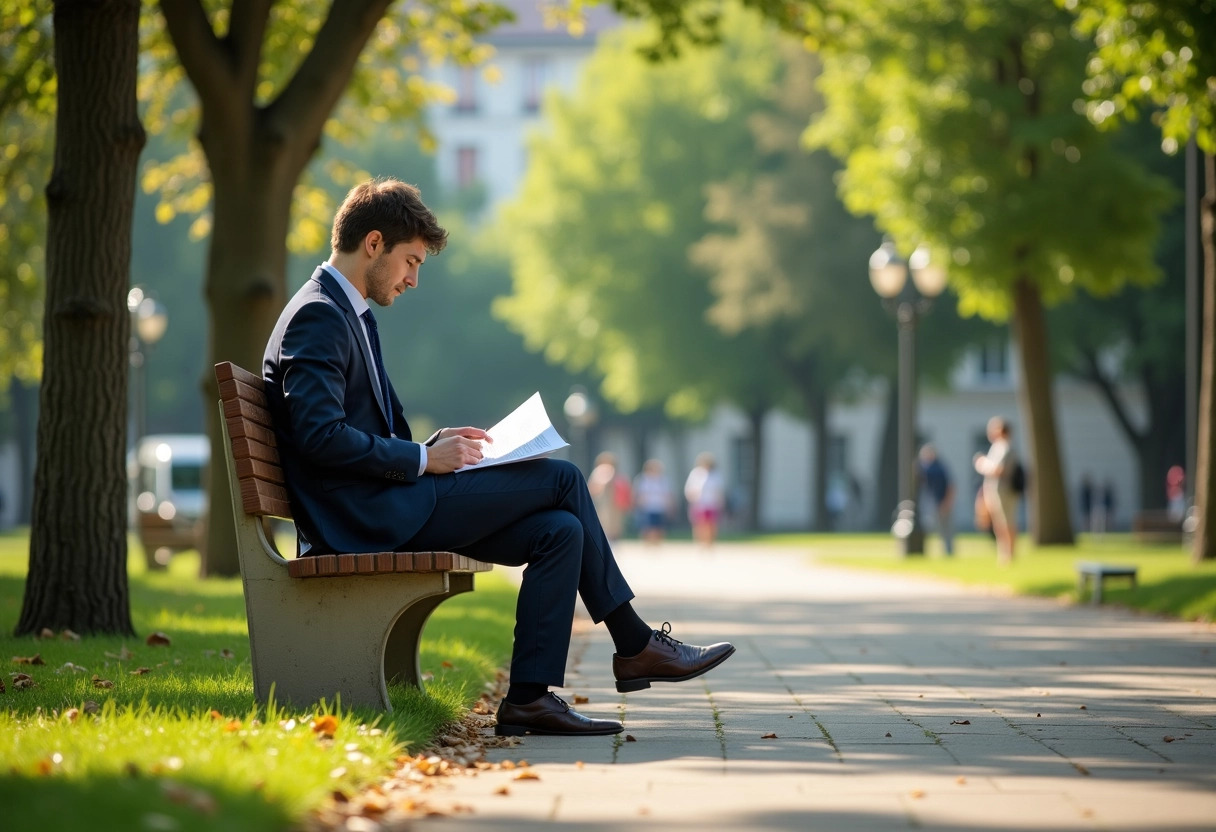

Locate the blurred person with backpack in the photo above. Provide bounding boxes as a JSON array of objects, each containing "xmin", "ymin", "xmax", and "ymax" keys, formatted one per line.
[{"xmin": 974, "ymin": 416, "xmax": 1020, "ymax": 565}]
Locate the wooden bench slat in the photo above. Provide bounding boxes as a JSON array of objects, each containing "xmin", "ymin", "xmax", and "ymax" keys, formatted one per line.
[
  {"xmin": 222, "ymin": 396, "xmax": 276, "ymax": 430},
  {"xmin": 218, "ymin": 376, "xmax": 269, "ymax": 410},
  {"xmin": 216, "ymin": 361, "xmax": 265, "ymax": 389},
  {"xmin": 284, "ymin": 550, "xmax": 491, "ymax": 578},
  {"xmin": 234, "ymin": 456, "xmax": 285, "ymax": 486},
  {"xmin": 226, "ymin": 413, "xmax": 278, "ymax": 448},
  {"xmin": 231, "ymin": 435, "xmax": 280, "ymax": 467}
]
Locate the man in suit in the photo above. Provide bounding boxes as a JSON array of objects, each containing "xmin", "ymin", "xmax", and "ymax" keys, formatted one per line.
[{"xmin": 263, "ymin": 178, "xmax": 734, "ymax": 736}]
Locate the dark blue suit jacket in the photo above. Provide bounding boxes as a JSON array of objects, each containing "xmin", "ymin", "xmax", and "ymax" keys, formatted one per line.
[{"xmin": 263, "ymin": 267, "xmax": 439, "ymax": 555}]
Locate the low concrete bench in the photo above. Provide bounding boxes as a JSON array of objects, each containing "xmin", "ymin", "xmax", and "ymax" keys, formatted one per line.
[
  {"xmin": 1075, "ymin": 561, "xmax": 1137, "ymax": 605},
  {"xmin": 215, "ymin": 361, "xmax": 491, "ymax": 711}
]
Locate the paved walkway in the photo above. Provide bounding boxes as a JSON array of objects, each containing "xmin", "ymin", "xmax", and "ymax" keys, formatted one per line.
[{"xmin": 418, "ymin": 542, "xmax": 1216, "ymax": 831}]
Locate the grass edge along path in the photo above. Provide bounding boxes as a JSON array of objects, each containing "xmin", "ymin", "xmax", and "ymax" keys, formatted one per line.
[
  {"xmin": 0, "ymin": 534, "xmax": 517, "ymax": 832},
  {"xmin": 757, "ymin": 532, "xmax": 1216, "ymax": 623}
]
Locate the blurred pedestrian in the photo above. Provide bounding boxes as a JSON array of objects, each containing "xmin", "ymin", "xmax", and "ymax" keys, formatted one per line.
[
  {"xmin": 633, "ymin": 459, "xmax": 673, "ymax": 545},
  {"xmin": 1101, "ymin": 479, "xmax": 1116, "ymax": 532},
  {"xmin": 588, "ymin": 452, "xmax": 632, "ymax": 542},
  {"xmin": 918, "ymin": 444, "xmax": 955, "ymax": 556},
  {"xmin": 1079, "ymin": 474, "xmax": 1095, "ymax": 533},
  {"xmin": 1166, "ymin": 465, "xmax": 1186, "ymax": 521},
  {"xmin": 974, "ymin": 416, "xmax": 1019, "ymax": 565},
  {"xmin": 685, "ymin": 452, "xmax": 726, "ymax": 548}
]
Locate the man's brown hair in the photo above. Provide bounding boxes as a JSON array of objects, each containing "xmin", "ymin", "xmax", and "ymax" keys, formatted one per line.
[{"xmin": 331, "ymin": 178, "xmax": 448, "ymax": 255}]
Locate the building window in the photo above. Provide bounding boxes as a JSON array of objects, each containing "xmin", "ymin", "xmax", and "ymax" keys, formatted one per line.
[
  {"xmin": 456, "ymin": 146, "xmax": 478, "ymax": 189},
  {"xmin": 979, "ymin": 337, "xmax": 1009, "ymax": 380},
  {"xmin": 455, "ymin": 67, "xmax": 478, "ymax": 113},
  {"xmin": 522, "ymin": 56, "xmax": 548, "ymax": 113}
]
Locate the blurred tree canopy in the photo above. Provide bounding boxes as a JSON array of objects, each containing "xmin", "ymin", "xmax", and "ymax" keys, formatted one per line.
[
  {"xmin": 0, "ymin": 2, "xmax": 53, "ymax": 387},
  {"xmin": 804, "ymin": 0, "xmax": 1175, "ymax": 544},
  {"xmin": 1062, "ymin": 0, "xmax": 1215, "ymax": 560}
]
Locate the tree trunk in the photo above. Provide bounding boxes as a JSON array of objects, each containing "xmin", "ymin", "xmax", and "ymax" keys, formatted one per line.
[
  {"xmin": 744, "ymin": 406, "xmax": 764, "ymax": 532},
  {"xmin": 16, "ymin": 0, "xmax": 144, "ymax": 636},
  {"xmin": 199, "ymin": 154, "xmax": 296, "ymax": 576},
  {"xmin": 808, "ymin": 391, "xmax": 830, "ymax": 532},
  {"xmin": 1011, "ymin": 277, "xmax": 1074, "ymax": 545},
  {"xmin": 1193, "ymin": 152, "xmax": 1216, "ymax": 561},
  {"xmin": 871, "ymin": 375, "xmax": 899, "ymax": 530}
]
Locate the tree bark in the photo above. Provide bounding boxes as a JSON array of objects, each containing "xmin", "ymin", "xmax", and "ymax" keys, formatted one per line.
[
  {"xmin": 16, "ymin": 0, "xmax": 144, "ymax": 636},
  {"xmin": 1011, "ymin": 277, "xmax": 1074, "ymax": 545},
  {"xmin": 1193, "ymin": 152, "xmax": 1216, "ymax": 562}
]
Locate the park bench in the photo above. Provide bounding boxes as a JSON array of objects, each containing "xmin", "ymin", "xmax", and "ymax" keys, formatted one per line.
[
  {"xmin": 214, "ymin": 361, "xmax": 492, "ymax": 711},
  {"xmin": 1132, "ymin": 509, "xmax": 1184, "ymax": 544},
  {"xmin": 1075, "ymin": 561, "xmax": 1138, "ymax": 605}
]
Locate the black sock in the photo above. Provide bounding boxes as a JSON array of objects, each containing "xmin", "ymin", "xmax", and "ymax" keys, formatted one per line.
[
  {"xmin": 504, "ymin": 683, "xmax": 548, "ymax": 705},
  {"xmin": 604, "ymin": 602, "xmax": 654, "ymax": 657}
]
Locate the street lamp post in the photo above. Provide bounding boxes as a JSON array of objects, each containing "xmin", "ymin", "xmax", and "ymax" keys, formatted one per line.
[
  {"xmin": 869, "ymin": 240, "xmax": 947, "ymax": 556},
  {"xmin": 563, "ymin": 386, "xmax": 597, "ymax": 476},
  {"xmin": 128, "ymin": 286, "xmax": 169, "ymax": 448}
]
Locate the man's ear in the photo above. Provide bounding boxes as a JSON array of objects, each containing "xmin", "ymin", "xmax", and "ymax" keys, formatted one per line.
[{"xmin": 364, "ymin": 230, "xmax": 383, "ymax": 256}]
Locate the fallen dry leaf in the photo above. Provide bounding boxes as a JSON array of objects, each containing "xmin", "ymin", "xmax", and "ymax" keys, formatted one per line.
[
  {"xmin": 63, "ymin": 708, "xmax": 80, "ymax": 723},
  {"xmin": 493, "ymin": 786, "xmax": 510, "ymax": 796},
  {"xmin": 91, "ymin": 675, "xmax": 114, "ymax": 689},
  {"xmin": 573, "ymin": 695, "xmax": 590, "ymax": 704},
  {"xmin": 12, "ymin": 673, "xmax": 35, "ymax": 690},
  {"xmin": 209, "ymin": 710, "xmax": 224, "ymax": 721},
  {"xmin": 441, "ymin": 660, "xmax": 455, "ymax": 669},
  {"xmin": 514, "ymin": 770, "xmax": 540, "ymax": 781},
  {"xmin": 950, "ymin": 720, "xmax": 971, "ymax": 725},
  {"xmin": 36, "ymin": 758, "xmax": 54, "ymax": 776},
  {"xmin": 1078, "ymin": 704, "xmax": 1087, "ymax": 710},
  {"xmin": 312, "ymin": 715, "xmax": 340, "ymax": 737},
  {"xmin": 60, "ymin": 629, "xmax": 81, "ymax": 642},
  {"xmin": 956, "ymin": 777, "xmax": 967, "ymax": 785},
  {"xmin": 38, "ymin": 628, "xmax": 55, "ymax": 640},
  {"xmin": 130, "ymin": 667, "xmax": 152, "ymax": 676},
  {"xmin": 219, "ymin": 649, "xmax": 235, "ymax": 660},
  {"xmin": 625, "ymin": 735, "xmax": 637, "ymax": 742},
  {"xmin": 146, "ymin": 632, "xmax": 172, "ymax": 647},
  {"xmin": 500, "ymin": 760, "xmax": 515, "ymax": 770},
  {"xmin": 59, "ymin": 662, "xmax": 88, "ymax": 674},
  {"xmin": 909, "ymin": 789, "xmax": 925, "ymax": 799},
  {"xmin": 12, "ymin": 654, "xmax": 45, "ymax": 665},
  {"xmin": 82, "ymin": 700, "xmax": 100, "ymax": 715},
  {"xmin": 1163, "ymin": 736, "xmax": 1177, "ymax": 743},
  {"xmin": 222, "ymin": 719, "xmax": 241, "ymax": 733},
  {"xmin": 105, "ymin": 647, "xmax": 135, "ymax": 661},
  {"xmin": 761, "ymin": 733, "xmax": 778, "ymax": 739}
]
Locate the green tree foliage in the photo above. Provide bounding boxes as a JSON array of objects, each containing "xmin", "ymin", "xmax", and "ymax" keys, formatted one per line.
[
  {"xmin": 495, "ymin": 17, "xmax": 786, "ymax": 420},
  {"xmin": 689, "ymin": 44, "xmax": 994, "ymax": 528},
  {"xmin": 1063, "ymin": 0, "xmax": 1216, "ymax": 560},
  {"xmin": 805, "ymin": 0, "xmax": 1174, "ymax": 544},
  {"xmin": 0, "ymin": 2, "xmax": 53, "ymax": 386},
  {"xmin": 494, "ymin": 17, "xmax": 797, "ymax": 527}
]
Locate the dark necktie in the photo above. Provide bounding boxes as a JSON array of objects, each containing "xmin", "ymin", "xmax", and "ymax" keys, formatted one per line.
[{"xmin": 361, "ymin": 309, "xmax": 394, "ymax": 436}]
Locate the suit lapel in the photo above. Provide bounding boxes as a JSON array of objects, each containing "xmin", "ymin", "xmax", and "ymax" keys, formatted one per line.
[{"xmin": 313, "ymin": 269, "xmax": 393, "ymax": 433}]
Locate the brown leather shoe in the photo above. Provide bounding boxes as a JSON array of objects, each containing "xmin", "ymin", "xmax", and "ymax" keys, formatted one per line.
[
  {"xmin": 613, "ymin": 622, "xmax": 736, "ymax": 693},
  {"xmin": 494, "ymin": 692, "xmax": 624, "ymax": 736}
]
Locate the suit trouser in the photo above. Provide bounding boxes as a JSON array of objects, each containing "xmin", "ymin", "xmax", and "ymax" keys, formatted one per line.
[{"xmin": 401, "ymin": 458, "xmax": 635, "ymax": 686}]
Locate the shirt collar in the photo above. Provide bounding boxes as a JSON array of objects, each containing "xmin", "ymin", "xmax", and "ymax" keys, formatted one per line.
[{"xmin": 321, "ymin": 261, "xmax": 370, "ymax": 317}]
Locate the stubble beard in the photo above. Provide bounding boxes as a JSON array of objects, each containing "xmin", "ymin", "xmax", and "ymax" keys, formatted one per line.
[{"xmin": 365, "ymin": 254, "xmax": 398, "ymax": 307}]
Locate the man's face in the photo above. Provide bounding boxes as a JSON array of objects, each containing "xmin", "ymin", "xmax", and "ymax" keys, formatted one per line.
[{"xmin": 365, "ymin": 237, "xmax": 428, "ymax": 307}]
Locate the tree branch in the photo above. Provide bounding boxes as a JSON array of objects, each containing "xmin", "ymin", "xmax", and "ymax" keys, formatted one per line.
[
  {"xmin": 267, "ymin": 0, "xmax": 393, "ymax": 167},
  {"xmin": 158, "ymin": 0, "xmax": 234, "ymax": 114},
  {"xmin": 1080, "ymin": 347, "xmax": 1145, "ymax": 446},
  {"xmin": 226, "ymin": 0, "xmax": 273, "ymax": 99}
]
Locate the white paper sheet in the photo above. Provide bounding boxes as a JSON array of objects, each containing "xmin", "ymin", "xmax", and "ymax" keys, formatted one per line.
[{"xmin": 455, "ymin": 392, "xmax": 569, "ymax": 472}]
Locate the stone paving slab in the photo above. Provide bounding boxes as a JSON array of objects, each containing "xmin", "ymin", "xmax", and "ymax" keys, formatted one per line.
[{"xmin": 417, "ymin": 542, "xmax": 1216, "ymax": 831}]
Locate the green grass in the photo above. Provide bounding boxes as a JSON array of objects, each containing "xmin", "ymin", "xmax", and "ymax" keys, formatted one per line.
[
  {"xmin": 756, "ymin": 532, "xmax": 1216, "ymax": 622},
  {"xmin": 0, "ymin": 530, "xmax": 517, "ymax": 831}
]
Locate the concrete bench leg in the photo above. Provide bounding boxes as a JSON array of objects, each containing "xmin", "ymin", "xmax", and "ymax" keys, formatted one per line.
[
  {"xmin": 241, "ymin": 570, "xmax": 452, "ymax": 711},
  {"xmin": 384, "ymin": 573, "xmax": 477, "ymax": 688}
]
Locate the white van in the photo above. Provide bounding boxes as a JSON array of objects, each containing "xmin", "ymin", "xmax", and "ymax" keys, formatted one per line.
[{"xmin": 130, "ymin": 434, "xmax": 208, "ymax": 568}]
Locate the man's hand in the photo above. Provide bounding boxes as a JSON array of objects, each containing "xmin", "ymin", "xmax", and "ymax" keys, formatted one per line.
[{"xmin": 424, "ymin": 427, "xmax": 492, "ymax": 474}]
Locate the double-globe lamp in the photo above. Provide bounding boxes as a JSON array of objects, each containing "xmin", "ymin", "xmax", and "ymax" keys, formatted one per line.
[{"xmin": 868, "ymin": 240, "xmax": 947, "ymax": 556}]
